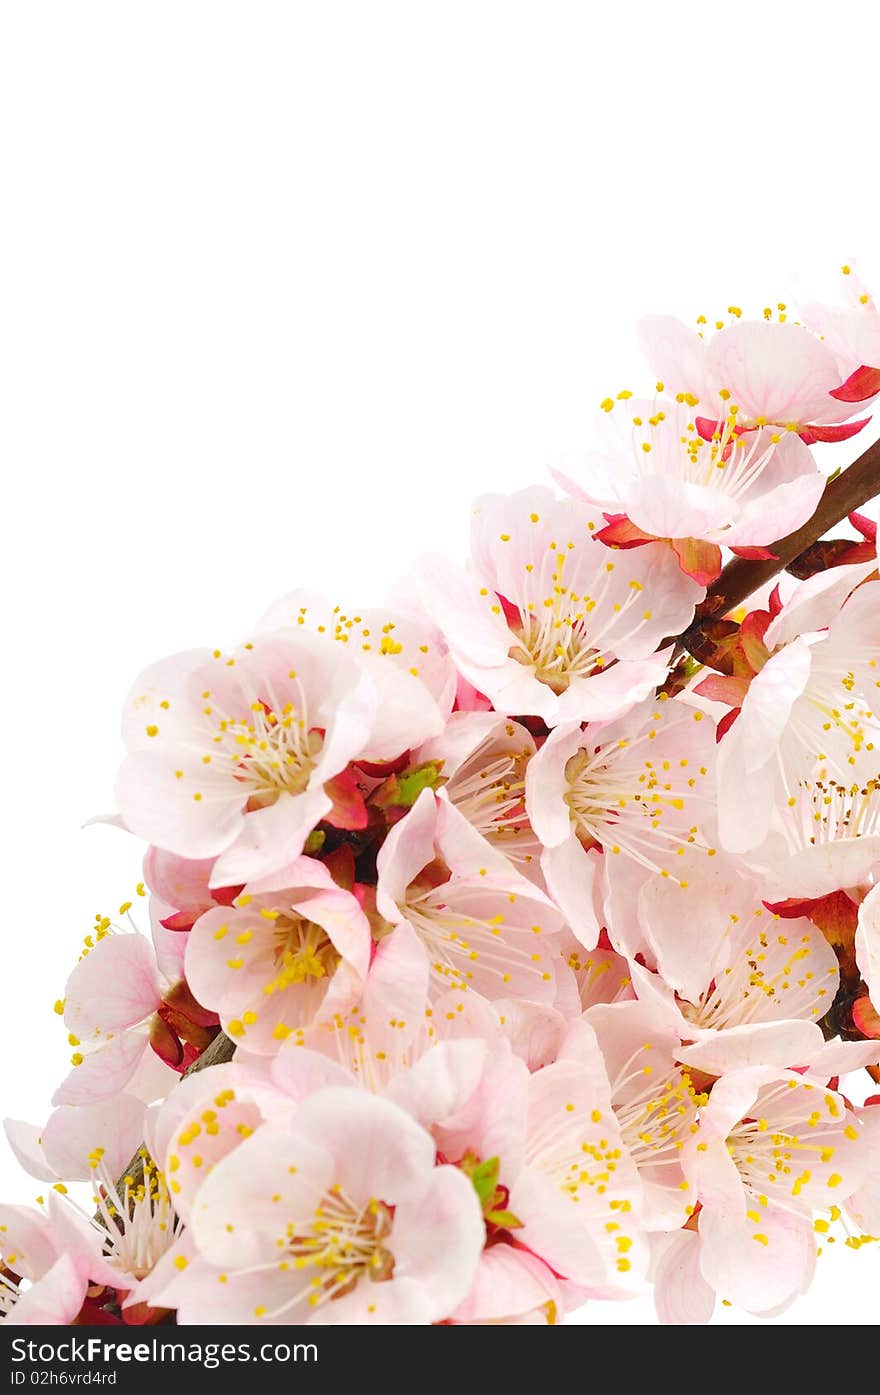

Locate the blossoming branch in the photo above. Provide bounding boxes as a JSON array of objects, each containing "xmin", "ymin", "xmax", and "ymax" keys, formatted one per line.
[{"xmin": 4, "ymin": 266, "xmax": 880, "ymax": 1328}]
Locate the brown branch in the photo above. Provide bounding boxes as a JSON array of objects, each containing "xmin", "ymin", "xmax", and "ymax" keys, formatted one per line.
[
  {"xmin": 680, "ymin": 433, "xmax": 880, "ymax": 660},
  {"xmin": 181, "ymin": 1029, "xmax": 236, "ymax": 1076}
]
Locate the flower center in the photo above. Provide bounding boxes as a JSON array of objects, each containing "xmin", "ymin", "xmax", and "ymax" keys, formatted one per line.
[
  {"xmin": 562, "ymin": 733, "xmax": 708, "ymax": 877},
  {"xmin": 285, "ymin": 1189, "xmax": 395, "ymax": 1309},
  {"xmin": 204, "ymin": 692, "xmax": 324, "ymax": 804},
  {"xmin": 504, "ymin": 547, "xmax": 649, "ymax": 693},
  {"xmin": 643, "ymin": 409, "xmax": 775, "ymax": 500},
  {"xmin": 782, "ymin": 772, "xmax": 880, "ymax": 852},
  {"xmin": 446, "ymin": 742, "xmax": 534, "ymax": 859},
  {"xmin": 509, "ymin": 611, "xmax": 603, "ymax": 693},
  {"xmin": 726, "ymin": 1082, "xmax": 848, "ymax": 1210},
  {"xmin": 610, "ymin": 1046, "xmax": 702, "ymax": 1171},
  {"xmin": 263, "ymin": 916, "xmax": 340, "ymax": 995},
  {"xmin": 677, "ymin": 921, "xmax": 830, "ymax": 1031},
  {"xmin": 403, "ymin": 880, "xmax": 552, "ymax": 997},
  {"xmin": 91, "ymin": 1151, "xmax": 177, "ymax": 1281}
]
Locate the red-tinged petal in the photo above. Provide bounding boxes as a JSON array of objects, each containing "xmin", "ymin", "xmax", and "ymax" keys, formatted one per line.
[
  {"xmin": 799, "ymin": 417, "xmax": 871, "ymax": 444},
  {"xmin": 122, "ymin": 1302, "xmax": 171, "ymax": 1326},
  {"xmin": 693, "ymin": 674, "xmax": 750, "ymax": 707},
  {"xmin": 805, "ymin": 890, "xmax": 860, "ymax": 951},
  {"xmin": 716, "ymin": 708, "xmax": 740, "ymax": 741},
  {"xmin": 829, "ymin": 364, "xmax": 880, "ymax": 403},
  {"xmin": 769, "ymin": 584, "xmax": 783, "ymax": 617},
  {"xmin": 762, "ymin": 896, "xmax": 819, "ymax": 919},
  {"xmin": 322, "ymin": 769, "xmax": 369, "ymax": 830},
  {"xmin": 670, "ymin": 537, "xmax": 722, "ymax": 585},
  {"xmin": 149, "ymin": 1013, "xmax": 183, "ymax": 1069},
  {"xmin": 729, "ymin": 545, "xmax": 778, "ymax": 561},
  {"xmin": 850, "ymin": 509, "xmax": 878, "ymax": 543},
  {"xmin": 354, "ymin": 753, "xmax": 411, "ymax": 778},
  {"xmin": 694, "ymin": 415, "xmax": 745, "ymax": 442},
  {"xmin": 852, "ymin": 995, "xmax": 880, "ymax": 1039},
  {"xmin": 594, "ymin": 514, "xmax": 657, "ymax": 548},
  {"xmin": 497, "ymin": 592, "xmax": 521, "ymax": 627},
  {"xmin": 159, "ymin": 909, "xmax": 197, "ymax": 932},
  {"xmin": 740, "ymin": 610, "xmax": 771, "ymax": 672}
]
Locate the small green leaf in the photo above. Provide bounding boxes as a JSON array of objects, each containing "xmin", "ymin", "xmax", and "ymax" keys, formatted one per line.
[
  {"xmin": 484, "ymin": 1207, "xmax": 522, "ymax": 1230},
  {"xmin": 468, "ymin": 1156, "xmax": 501, "ymax": 1206},
  {"xmin": 304, "ymin": 829, "xmax": 326, "ymax": 854},
  {"xmin": 374, "ymin": 761, "xmax": 445, "ymax": 810}
]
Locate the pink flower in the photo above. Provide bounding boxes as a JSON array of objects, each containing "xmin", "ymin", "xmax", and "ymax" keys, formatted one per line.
[
  {"xmin": 680, "ymin": 1068, "xmax": 868, "ymax": 1316},
  {"xmin": 185, "ymin": 856, "xmax": 372, "ymax": 1054},
  {"xmin": 845, "ymin": 1100, "xmax": 880, "ymax": 1242},
  {"xmin": 716, "ymin": 564, "xmax": 880, "ymax": 855},
  {"xmin": 148, "ymin": 1089, "xmax": 484, "ymax": 1324},
  {"xmin": 0, "ymin": 1206, "xmax": 90, "ymax": 1325},
  {"xmin": 275, "ymin": 936, "xmax": 500, "ymax": 1093},
  {"xmin": 115, "ymin": 632, "xmax": 378, "ymax": 887},
  {"xmin": 143, "ymin": 846, "xmax": 238, "ymax": 932},
  {"xmin": 416, "ymin": 711, "xmax": 542, "ymax": 877},
  {"xmin": 332, "ymin": 1027, "xmax": 646, "ymax": 1307},
  {"xmin": 650, "ymin": 1229, "xmax": 715, "ymax": 1325},
  {"xmin": 752, "ymin": 748, "xmax": 880, "ymax": 901},
  {"xmin": 637, "ymin": 313, "xmax": 873, "ymax": 444},
  {"xmin": 505, "ymin": 1025, "xmax": 647, "ymax": 1295},
  {"xmin": 556, "ymin": 935, "xmax": 635, "ymax": 1016},
  {"xmin": 413, "ymin": 487, "xmax": 702, "ymax": 725},
  {"xmin": 800, "ymin": 264, "xmax": 880, "ymax": 405},
  {"xmin": 41, "ymin": 1164, "xmax": 181, "ymax": 1317},
  {"xmin": 5, "ymin": 1095, "xmax": 147, "ymax": 1184},
  {"xmin": 627, "ymin": 863, "xmax": 839, "ymax": 1074},
  {"xmin": 376, "ymin": 788, "xmax": 564, "ymax": 1002},
  {"xmin": 555, "ymin": 400, "xmax": 824, "ymax": 574},
  {"xmin": 255, "ymin": 589, "xmax": 456, "ymax": 740},
  {"xmin": 563, "ymin": 1002, "xmax": 699, "ymax": 1231},
  {"xmin": 3, "ymin": 1100, "xmax": 186, "ymax": 1321},
  {"xmin": 525, "ymin": 696, "xmax": 717, "ymax": 949},
  {"xmin": 53, "ymin": 915, "xmax": 210, "ymax": 1105},
  {"xmin": 149, "ymin": 1061, "xmax": 292, "ymax": 1227}
]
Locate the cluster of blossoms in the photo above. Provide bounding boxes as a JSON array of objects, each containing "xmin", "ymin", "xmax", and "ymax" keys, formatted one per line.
[{"xmin": 4, "ymin": 268, "xmax": 880, "ymax": 1328}]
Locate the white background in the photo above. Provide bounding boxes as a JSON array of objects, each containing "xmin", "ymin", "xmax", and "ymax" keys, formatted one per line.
[{"xmin": 2, "ymin": 1, "xmax": 879, "ymax": 1325}]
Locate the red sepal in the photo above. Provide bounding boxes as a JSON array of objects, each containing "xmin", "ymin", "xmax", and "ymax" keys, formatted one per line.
[
  {"xmin": 355, "ymin": 753, "xmax": 411, "ymax": 778},
  {"xmin": 149, "ymin": 1013, "xmax": 184, "ymax": 1069},
  {"xmin": 715, "ymin": 707, "xmax": 740, "ymax": 740},
  {"xmin": 122, "ymin": 1301, "xmax": 172, "ymax": 1326},
  {"xmin": 323, "ymin": 769, "xmax": 369, "ymax": 830},
  {"xmin": 594, "ymin": 514, "xmax": 655, "ymax": 549},
  {"xmin": 670, "ymin": 537, "xmax": 722, "ymax": 585},
  {"xmin": 728, "ymin": 545, "xmax": 778, "ymax": 561},
  {"xmin": 162, "ymin": 979, "xmax": 219, "ymax": 1030},
  {"xmin": 829, "ymin": 365, "xmax": 880, "ymax": 404},
  {"xmin": 852, "ymin": 994, "xmax": 880, "ymax": 1039},
  {"xmin": 799, "ymin": 418, "xmax": 871, "ymax": 445},
  {"xmin": 497, "ymin": 592, "xmax": 521, "ymax": 627},
  {"xmin": 849, "ymin": 509, "xmax": 877, "ymax": 543},
  {"xmin": 693, "ymin": 674, "xmax": 750, "ymax": 707}
]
